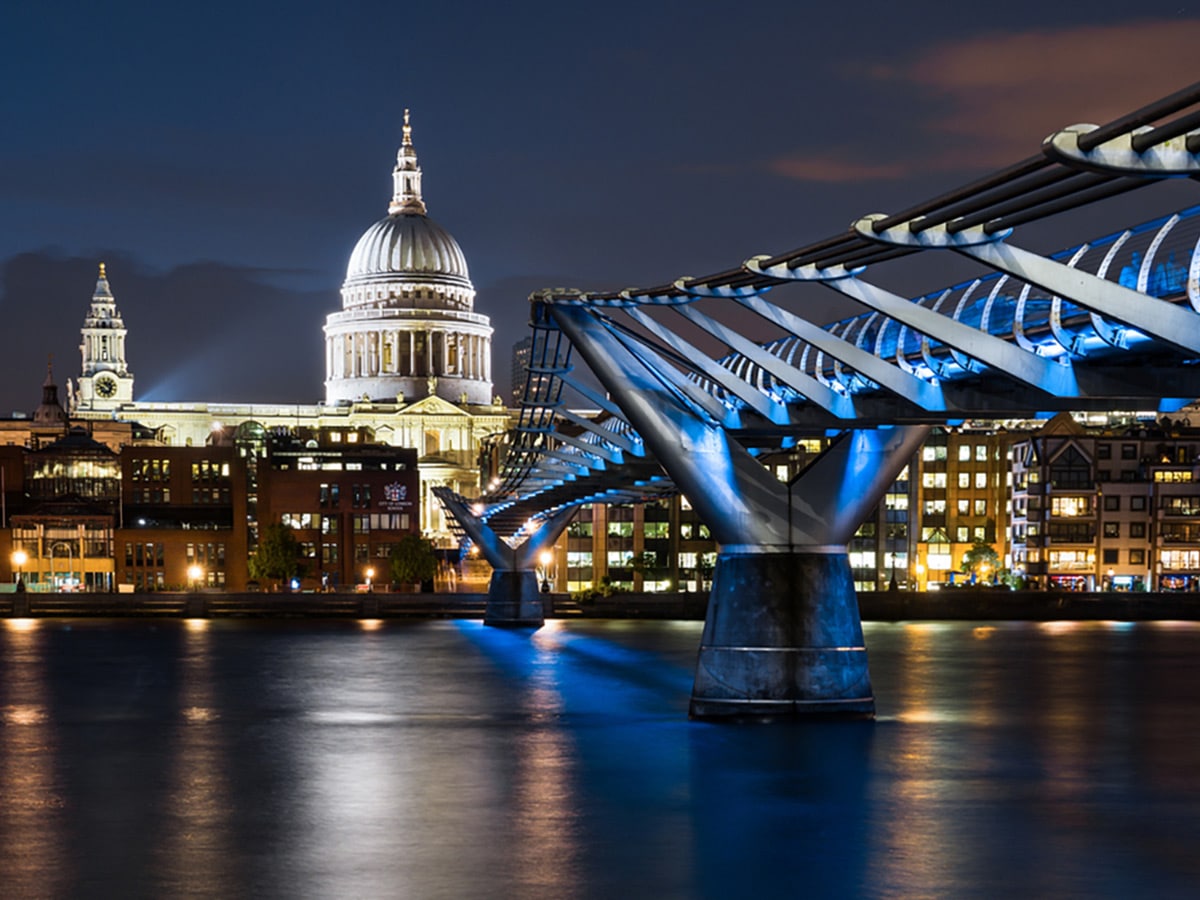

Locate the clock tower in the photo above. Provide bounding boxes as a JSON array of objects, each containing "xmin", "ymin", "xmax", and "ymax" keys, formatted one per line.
[{"xmin": 76, "ymin": 262, "xmax": 134, "ymax": 411}]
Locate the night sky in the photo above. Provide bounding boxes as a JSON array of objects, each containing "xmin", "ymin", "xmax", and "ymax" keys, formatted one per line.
[{"xmin": 2, "ymin": 1, "xmax": 1199, "ymax": 415}]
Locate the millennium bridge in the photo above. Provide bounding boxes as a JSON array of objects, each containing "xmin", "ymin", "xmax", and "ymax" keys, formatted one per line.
[{"xmin": 436, "ymin": 82, "xmax": 1200, "ymax": 719}]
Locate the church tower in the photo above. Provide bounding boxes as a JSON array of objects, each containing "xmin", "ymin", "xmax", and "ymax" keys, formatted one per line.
[{"xmin": 76, "ymin": 263, "xmax": 134, "ymax": 411}]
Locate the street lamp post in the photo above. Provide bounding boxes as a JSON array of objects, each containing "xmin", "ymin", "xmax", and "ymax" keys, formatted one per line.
[
  {"xmin": 187, "ymin": 564, "xmax": 203, "ymax": 591},
  {"xmin": 538, "ymin": 550, "xmax": 554, "ymax": 593},
  {"xmin": 11, "ymin": 549, "xmax": 27, "ymax": 592},
  {"xmin": 365, "ymin": 567, "xmax": 375, "ymax": 592}
]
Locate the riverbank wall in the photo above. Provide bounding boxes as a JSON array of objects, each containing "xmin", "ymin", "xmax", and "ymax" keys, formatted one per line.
[{"xmin": 1, "ymin": 588, "xmax": 1199, "ymax": 621}]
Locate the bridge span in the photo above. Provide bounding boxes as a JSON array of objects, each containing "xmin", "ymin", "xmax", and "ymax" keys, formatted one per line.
[{"xmin": 437, "ymin": 82, "xmax": 1200, "ymax": 719}]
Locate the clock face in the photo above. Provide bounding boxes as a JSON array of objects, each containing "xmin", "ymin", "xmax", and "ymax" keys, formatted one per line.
[{"xmin": 95, "ymin": 377, "xmax": 117, "ymax": 398}]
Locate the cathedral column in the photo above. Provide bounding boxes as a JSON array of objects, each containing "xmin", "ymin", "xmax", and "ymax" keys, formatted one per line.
[{"xmin": 409, "ymin": 331, "xmax": 417, "ymax": 376}]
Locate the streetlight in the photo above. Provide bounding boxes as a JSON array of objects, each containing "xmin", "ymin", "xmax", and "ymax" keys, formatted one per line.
[
  {"xmin": 187, "ymin": 564, "xmax": 203, "ymax": 591},
  {"xmin": 365, "ymin": 567, "xmax": 375, "ymax": 592},
  {"xmin": 538, "ymin": 549, "xmax": 554, "ymax": 593},
  {"xmin": 11, "ymin": 549, "xmax": 27, "ymax": 592}
]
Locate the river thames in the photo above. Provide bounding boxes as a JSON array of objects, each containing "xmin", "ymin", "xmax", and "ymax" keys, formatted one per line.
[{"xmin": 2, "ymin": 617, "xmax": 1199, "ymax": 898}]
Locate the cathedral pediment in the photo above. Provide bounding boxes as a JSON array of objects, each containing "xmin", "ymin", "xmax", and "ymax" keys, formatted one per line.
[{"xmin": 401, "ymin": 395, "xmax": 471, "ymax": 417}]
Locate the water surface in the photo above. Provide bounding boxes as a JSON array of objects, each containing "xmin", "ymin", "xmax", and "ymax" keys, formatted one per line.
[{"xmin": 2, "ymin": 617, "xmax": 1198, "ymax": 898}]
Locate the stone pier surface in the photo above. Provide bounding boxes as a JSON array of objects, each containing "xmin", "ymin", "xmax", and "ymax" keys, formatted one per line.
[
  {"xmin": 690, "ymin": 551, "xmax": 873, "ymax": 720},
  {"xmin": 484, "ymin": 570, "xmax": 545, "ymax": 627}
]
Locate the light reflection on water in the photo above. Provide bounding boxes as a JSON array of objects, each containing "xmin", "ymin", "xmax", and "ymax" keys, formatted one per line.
[{"xmin": 0, "ymin": 618, "xmax": 1199, "ymax": 897}]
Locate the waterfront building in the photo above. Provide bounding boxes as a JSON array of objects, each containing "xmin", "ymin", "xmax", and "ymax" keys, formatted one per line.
[
  {"xmin": 11, "ymin": 427, "xmax": 121, "ymax": 591},
  {"xmin": 913, "ymin": 427, "xmax": 1013, "ymax": 590},
  {"xmin": 1010, "ymin": 412, "xmax": 1200, "ymax": 591},
  {"xmin": 117, "ymin": 444, "xmax": 249, "ymax": 591},
  {"xmin": 255, "ymin": 431, "xmax": 420, "ymax": 590}
]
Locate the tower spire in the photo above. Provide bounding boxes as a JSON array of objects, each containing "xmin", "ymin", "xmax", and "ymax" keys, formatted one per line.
[{"xmin": 390, "ymin": 108, "xmax": 427, "ymax": 215}]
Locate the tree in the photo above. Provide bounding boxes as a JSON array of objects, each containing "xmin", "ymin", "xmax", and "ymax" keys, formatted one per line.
[
  {"xmin": 960, "ymin": 539, "xmax": 1001, "ymax": 582},
  {"xmin": 390, "ymin": 533, "xmax": 437, "ymax": 588},
  {"xmin": 249, "ymin": 523, "xmax": 301, "ymax": 589}
]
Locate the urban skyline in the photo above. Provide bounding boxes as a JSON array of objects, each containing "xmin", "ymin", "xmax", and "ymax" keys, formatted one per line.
[{"xmin": 3, "ymin": 3, "xmax": 1200, "ymax": 414}]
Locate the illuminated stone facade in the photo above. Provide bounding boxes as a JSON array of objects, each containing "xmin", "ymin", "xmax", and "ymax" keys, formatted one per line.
[{"xmin": 68, "ymin": 116, "xmax": 510, "ymax": 546}]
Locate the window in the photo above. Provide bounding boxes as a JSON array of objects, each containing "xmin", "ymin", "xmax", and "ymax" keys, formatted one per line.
[
  {"xmin": 1051, "ymin": 496, "xmax": 1092, "ymax": 517},
  {"xmin": 1102, "ymin": 549, "xmax": 1118, "ymax": 564},
  {"xmin": 976, "ymin": 445, "xmax": 988, "ymax": 461},
  {"xmin": 975, "ymin": 472, "xmax": 987, "ymax": 489},
  {"xmin": 922, "ymin": 472, "xmax": 947, "ymax": 489},
  {"xmin": 1103, "ymin": 522, "xmax": 1120, "ymax": 538},
  {"xmin": 973, "ymin": 527, "xmax": 986, "ymax": 541},
  {"xmin": 957, "ymin": 500, "xmax": 969, "ymax": 515},
  {"xmin": 1162, "ymin": 496, "xmax": 1200, "ymax": 516},
  {"xmin": 1131, "ymin": 496, "xmax": 1147, "ymax": 511},
  {"xmin": 1154, "ymin": 470, "xmax": 1194, "ymax": 483},
  {"xmin": 973, "ymin": 499, "xmax": 986, "ymax": 516},
  {"xmin": 1121, "ymin": 444, "xmax": 1137, "ymax": 460},
  {"xmin": 956, "ymin": 526, "xmax": 968, "ymax": 542},
  {"xmin": 1103, "ymin": 495, "xmax": 1120, "ymax": 511},
  {"xmin": 958, "ymin": 472, "xmax": 970, "ymax": 489},
  {"xmin": 923, "ymin": 500, "xmax": 946, "ymax": 515},
  {"xmin": 1130, "ymin": 522, "xmax": 1146, "ymax": 539},
  {"xmin": 927, "ymin": 551, "xmax": 953, "ymax": 571},
  {"xmin": 1130, "ymin": 549, "xmax": 1146, "ymax": 565},
  {"xmin": 1161, "ymin": 549, "xmax": 1200, "ymax": 570},
  {"xmin": 1097, "ymin": 444, "xmax": 1112, "ymax": 460},
  {"xmin": 644, "ymin": 521, "xmax": 670, "ymax": 539},
  {"xmin": 958, "ymin": 445, "xmax": 971, "ymax": 462}
]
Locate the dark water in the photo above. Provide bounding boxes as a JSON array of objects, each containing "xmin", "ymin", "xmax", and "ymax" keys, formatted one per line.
[{"xmin": 2, "ymin": 617, "xmax": 1200, "ymax": 899}]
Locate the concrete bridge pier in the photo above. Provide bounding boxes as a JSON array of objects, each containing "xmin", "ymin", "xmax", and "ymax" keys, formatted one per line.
[
  {"xmin": 483, "ymin": 569, "xmax": 547, "ymax": 627},
  {"xmin": 691, "ymin": 549, "xmax": 871, "ymax": 719},
  {"xmin": 434, "ymin": 489, "xmax": 576, "ymax": 628}
]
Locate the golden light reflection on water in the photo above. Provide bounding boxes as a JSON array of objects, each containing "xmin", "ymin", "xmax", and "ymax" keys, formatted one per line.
[
  {"xmin": 158, "ymin": 620, "xmax": 234, "ymax": 894},
  {"xmin": 358, "ymin": 618, "xmax": 384, "ymax": 631},
  {"xmin": 2, "ymin": 704, "xmax": 48, "ymax": 725},
  {"xmin": 0, "ymin": 619, "xmax": 67, "ymax": 895}
]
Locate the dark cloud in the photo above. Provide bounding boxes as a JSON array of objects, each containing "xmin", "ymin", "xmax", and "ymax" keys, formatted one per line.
[{"xmin": 0, "ymin": 252, "xmax": 332, "ymax": 415}]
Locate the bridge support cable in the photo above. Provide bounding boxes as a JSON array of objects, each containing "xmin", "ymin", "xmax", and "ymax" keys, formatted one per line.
[
  {"xmin": 672, "ymin": 280, "xmax": 948, "ymax": 412},
  {"xmin": 550, "ymin": 300, "xmax": 929, "ymax": 718},
  {"xmin": 856, "ymin": 217, "xmax": 1200, "ymax": 357},
  {"xmin": 435, "ymin": 488, "xmax": 577, "ymax": 627},
  {"xmin": 746, "ymin": 257, "xmax": 1085, "ymax": 397}
]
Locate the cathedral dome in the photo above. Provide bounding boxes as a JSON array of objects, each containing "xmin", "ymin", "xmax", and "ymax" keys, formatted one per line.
[
  {"xmin": 324, "ymin": 110, "xmax": 494, "ymax": 407},
  {"xmin": 344, "ymin": 212, "xmax": 471, "ymax": 288}
]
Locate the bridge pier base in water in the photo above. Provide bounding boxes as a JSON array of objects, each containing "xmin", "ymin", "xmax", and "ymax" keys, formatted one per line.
[
  {"xmin": 484, "ymin": 569, "xmax": 547, "ymax": 627},
  {"xmin": 690, "ymin": 551, "xmax": 873, "ymax": 720}
]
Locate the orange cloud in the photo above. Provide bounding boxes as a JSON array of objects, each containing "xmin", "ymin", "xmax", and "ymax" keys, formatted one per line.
[
  {"xmin": 906, "ymin": 19, "xmax": 1200, "ymax": 167},
  {"xmin": 769, "ymin": 19, "xmax": 1200, "ymax": 181},
  {"xmin": 767, "ymin": 156, "xmax": 910, "ymax": 182}
]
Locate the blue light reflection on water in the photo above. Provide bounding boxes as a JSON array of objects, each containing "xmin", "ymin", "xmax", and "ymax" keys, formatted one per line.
[{"xmin": 1, "ymin": 618, "xmax": 1200, "ymax": 898}]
